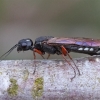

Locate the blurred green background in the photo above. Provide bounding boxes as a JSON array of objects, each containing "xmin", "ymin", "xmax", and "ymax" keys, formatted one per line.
[{"xmin": 0, "ymin": 0, "xmax": 100, "ymax": 60}]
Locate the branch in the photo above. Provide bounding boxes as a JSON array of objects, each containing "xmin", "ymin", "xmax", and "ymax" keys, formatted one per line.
[{"xmin": 0, "ymin": 56, "xmax": 100, "ymax": 100}]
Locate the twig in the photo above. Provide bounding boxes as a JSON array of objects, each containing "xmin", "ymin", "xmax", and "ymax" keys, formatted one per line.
[{"xmin": 0, "ymin": 56, "xmax": 100, "ymax": 100}]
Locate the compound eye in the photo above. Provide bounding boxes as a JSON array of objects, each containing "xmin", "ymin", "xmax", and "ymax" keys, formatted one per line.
[{"xmin": 22, "ymin": 43, "xmax": 27, "ymax": 47}]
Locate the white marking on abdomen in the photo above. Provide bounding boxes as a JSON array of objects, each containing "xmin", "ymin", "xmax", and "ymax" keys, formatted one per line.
[
  {"xmin": 97, "ymin": 50, "xmax": 100, "ymax": 54},
  {"xmin": 84, "ymin": 48, "xmax": 89, "ymax": 51},
  {"xmin": 90, "ymin": 48, "xmax": 94, "ymax": 51},
  {"xmin": 78, "ymin": 48, "xmax": 83, "ymax": 50}
]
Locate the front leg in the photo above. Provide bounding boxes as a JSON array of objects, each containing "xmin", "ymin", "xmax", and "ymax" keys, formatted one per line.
[{"xmin": 33, "ymin": 49, "xmax": 45, "ymax": 74}]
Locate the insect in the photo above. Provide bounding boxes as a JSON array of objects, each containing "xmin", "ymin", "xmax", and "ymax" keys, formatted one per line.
[{"xmin": 1, "ymin": 36, "xmax": 100, "ymax": 80}]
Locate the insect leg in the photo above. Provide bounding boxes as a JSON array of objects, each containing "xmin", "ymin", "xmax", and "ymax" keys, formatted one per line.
[
  {"xmin": 47, "ymin": 54, "xmax": 50, "ymax": 59},
  {"xmin": 34, "ymin": 49, "xmax": 45, "ymax": 59},
  {"xmin": 61, "ymin": 45, "xmax": 80, "ymax": 75},
  {"xmin": 67, "ymin": 52, "xmax": 81, "ymax": 75},
  {"xmin": 33, "ymin": 49, "xmax": 45, "ymax": 74},
  {"xmin": 33, "ymin": 51, "xmax": 36, "ymax": 74},
  {"xmin": 61, "ymin": 54, "xmax": 76, "ymax": 81}
]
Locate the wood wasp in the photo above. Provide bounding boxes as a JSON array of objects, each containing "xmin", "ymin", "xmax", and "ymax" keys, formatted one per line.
[{"xmin": 1, "ymin": 36, "xmax": 100, "ymax": 80}]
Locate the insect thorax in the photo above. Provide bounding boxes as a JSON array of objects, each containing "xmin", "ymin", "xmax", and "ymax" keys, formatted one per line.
[{"xmin": 34, "ymin": 36, "xmax": 56, "ymax": 53}]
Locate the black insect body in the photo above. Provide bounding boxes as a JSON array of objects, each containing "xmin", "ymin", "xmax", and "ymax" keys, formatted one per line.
[
  {"xmin": 2, "ymin": 36, "xmax": 100, "ymax": 81},
  {"xmin": 34, "ymin": 36, "xmax": 57, "ymax": 55}
]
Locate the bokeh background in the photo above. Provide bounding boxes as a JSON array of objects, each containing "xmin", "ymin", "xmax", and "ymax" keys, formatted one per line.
[{"xmin": 0, "ymin": 0, "xmax": 100, "ymax": 60}]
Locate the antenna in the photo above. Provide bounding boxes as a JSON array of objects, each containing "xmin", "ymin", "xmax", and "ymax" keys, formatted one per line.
[{"xmin": 0, "ymin": 44, "xmax": 18, "ymax": 60}]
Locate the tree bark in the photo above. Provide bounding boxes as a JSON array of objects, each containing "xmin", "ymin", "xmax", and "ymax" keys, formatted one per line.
[{"xmin": 0, "ymin": 56, "xmax": 100, "ymax": 100}]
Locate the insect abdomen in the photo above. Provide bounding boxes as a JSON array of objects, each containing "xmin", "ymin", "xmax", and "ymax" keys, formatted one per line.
[{"xmin": 65, "ymin": 45, "xmax": 100, "ymax": 55}]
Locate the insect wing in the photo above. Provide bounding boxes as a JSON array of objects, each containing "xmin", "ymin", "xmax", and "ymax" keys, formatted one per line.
[
  {"xmin": 75, "ymin": 38, "xmax": 100, "ymax": 47},
  {"xmin": 47, "ymin": 37, "xmax": 100, "ymax": 47},
  {"xmin": 47, "ymin": 37, "xmax": 75, "ymax": 45}
]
